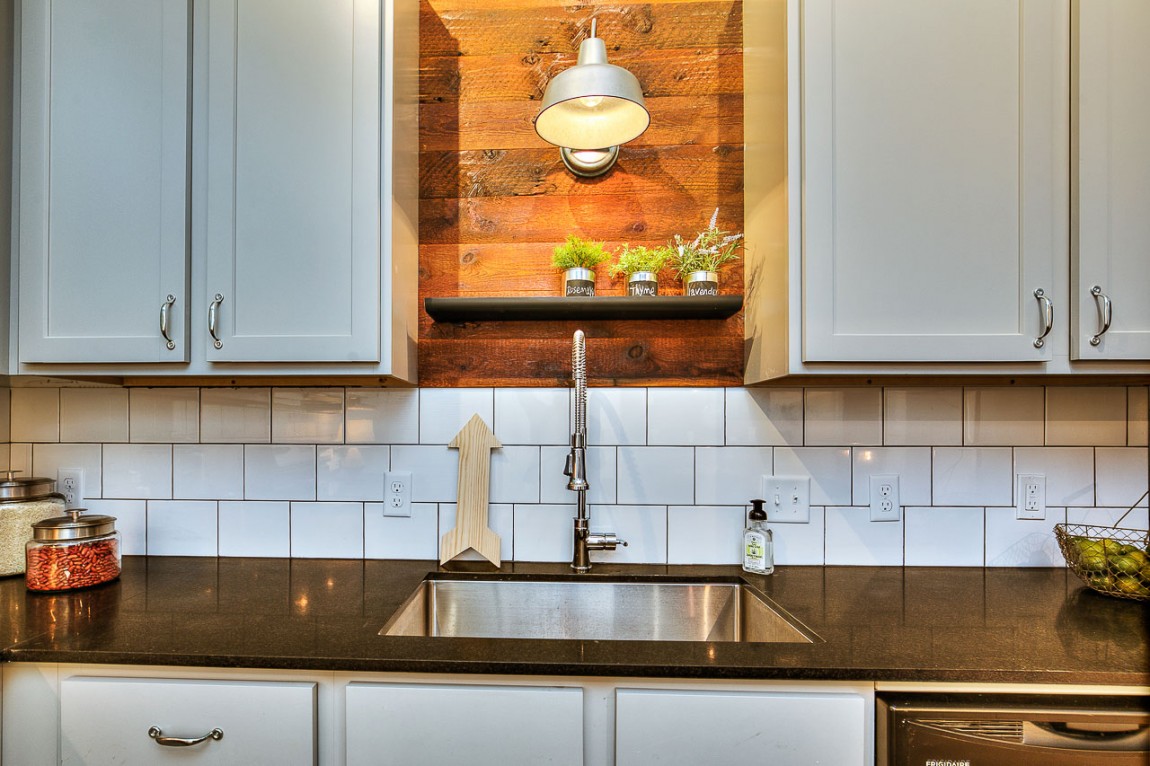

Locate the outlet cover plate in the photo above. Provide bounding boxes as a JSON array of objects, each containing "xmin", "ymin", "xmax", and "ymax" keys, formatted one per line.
[
  {"xmin": 762, "ymin": 475, "xmax": 811, "ymax": 523},
  {"xmin": 1016, "ymin": 473, "xmax": 1046, "ymax": 520},
  {"xmin": 57, "ymin": 468, "xmax": 85, "ymax": 508},
  {"xmin": 869, "ymin": 474, "xmax": 900, "ymax": 522},
  {"xmin": 384, "ymin": 470, "xmax": 412, "ymax": 517}
]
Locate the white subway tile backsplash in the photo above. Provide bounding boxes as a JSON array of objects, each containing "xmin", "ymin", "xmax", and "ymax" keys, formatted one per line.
[
  {"xmin": 31, "ymin": 443, "xmax": 102, "ymax": 498},
  {"xmin": 774, "ymin": 447, "xmax": 851, "ymax": 505},
  {"xmin": 724, "ymin": 387, "xmax": 803, "ymax": 446},
  {"xmin": 173, "ymin": 444, "xmax": 244, "ymax": 501},
  {"xmin": 586, "ymin": 505, "xmax": 667, "ymax": 565},
  {"xmin": 129, "ymin": 389, "xmax": 199, "ymax": 443},
  {"xmin": 146, "ymin": 500, "xmax": 218, "ymax": 556},
  {"xmin": 1094, "ymin": 448, "xmax": 1149, "ymax": 508},
  {"xmin": 244, "ymin": 445, "xmax": 316, "ymax": 501},
  {"xmin": 391, "ymin": 445, "xmax": 458, "ymax": 503},
  {"xmin": 932, "ymin": 447, "xmax": 1013, "ymax": 506},
  {"xmin": 85, "ymin": 499, "xmax": 146, "ymax": 556},
  {"xmin": 201, "ymin": 388, "xmax": 271, "ymax": 443},
  {"xmin": 346, "ymin": 389, "xmax": 419, "ymax": 444},
  {"xmin": 964, "ymin": 387, "xmax": 1044, "ymax": 446},
  {"xmin": 512, "ymin": 504, "xmax": 572, "ymax": 562},
  {"xmin": 365, "ymin": 502, "xmax": 439, "ymax": 560},
  {"xmin": 490, "ymin": 446, "xmax": 541, "ymax": 504},
  {"xmin": 1046, "ymin": 386, "xmax": 1127, "ymax": 446},
  {"xmin": 853, "ymin": 447, "xmax": 932, "ymax": 505},
  {"xmin": 587, "ymin": 388, "xmax": 646, "ymax": 446},
  {"xmin": 0, "ymin": 445, "xmax": 8, "ymax": 472},
  {"xmin": 290, "ymin": 502, "xmax": 364, "ymax": 558},
  {"xmin": 0, "ymin": 388, "xmax": 9, "ymax": 441},
  {"xmin": 804, "ymin": 389, "xmax": 881, "ymax": 446},
  {"xmin": 667, "ymin": 505, "xmax": 744, "ymax": 565},
  {"xmin": 1013, "ymin": 447, "xmax": 1095, "ymax": 507},
  {"xmin": 11, "ymin": 388, "xmax": 60, "ymax": 442},
  {"xmin": 8, "ymin": 444, "xmax": 31, "ymax": 475},
  {"xmin": 218, "ymin": 501, "xmax": 291, "ymax": 557},
  {"xmin": 439, "ymin": 503, "xmax": 514, "ymax": 563},
  {"xmin": 1067, "ymin": 505, "xmax": 1150, "ymax": 529},
  {"xmin": 540, "ymin": 446, "xmax": 616, "ymax": 505},
  {"xmin": 772, "ymin": 506, "xmax": 826, "ymax": 565},
  {"xmin": 985, "ymin": 506, "xmax": 1066, "ymax": 567},
  {"xmin": 694, "ymin": 447, "xmax": 771, "ymax": 505},
  {"xmin": 272, "ymin": 389, "xmax": 344, "ymax": 444},
  {"xmin": 648, "ymin": 388, "xmax": 724, "ymax": 446},
  {"xmin": 825, "ymin": 506, "xmax": 903, "ymax": 566},
  {"xmin": 494, "ymin": 388, "xmax": 568, "ymax": 445},
  {"xmin": 617, "ymin": 447, "xmax": 693, "ymax": 505},
  {"xmin": 419, "ymin": 388, "xmax": 494, "ymax": 444},
  {"xmin": 60, "ymin": 388, "xmax": 128, "ymax": 443},
  {"xmin": 317, "ymin": 445, "xmax": 390, "ymax": 502},
  {"xmin": 1129, "ymin": 387, "xmax": 1148, "ymax": 446},
  {"xmin": 104, "ymin": 444, "xmax": 173, "ymax": 499},
  {"xmin": 904, "ymin": 507, "xmax": 983, "ymax": 566},
  {"xmin": 884, "ymin": 388, "xmax": 962, "ymax": 446}
]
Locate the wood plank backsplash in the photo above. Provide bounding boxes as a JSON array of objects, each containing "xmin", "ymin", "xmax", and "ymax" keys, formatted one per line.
[{"xmin": 418, "ymin": 0, "xmax": 746, "ymax": 387}]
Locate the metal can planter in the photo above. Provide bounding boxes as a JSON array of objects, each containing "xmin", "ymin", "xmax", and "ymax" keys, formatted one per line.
[
  {"xmin": 684, "ymin": 270, "xmax": 719, "ymax": 296},
  {"xmin": 564, "ymin": 267, "xmax": 595, "ymax": 297},
  {"xmin": 626, "ymin": 272, "xmax": 659, "ymax": 297}
]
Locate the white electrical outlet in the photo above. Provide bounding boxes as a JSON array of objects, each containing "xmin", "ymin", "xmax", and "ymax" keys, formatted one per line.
[
  {"xmin": 762, "ymin": 475, "xmax": 811, "ymax": 523},
  {"xmin": 384, "ymin": 470, "xmax": 412, "ymax": 517},
  {"xmin": 57, "ymin": 468, "xmax": 85, "ymax": 508},
  {"xmin": 869, "ymin": 474, "xmax": 900, "ymax": 522},
  {"xmin": 1016, "ymin": 473, "xmax": 1046, "ymax": 520}
]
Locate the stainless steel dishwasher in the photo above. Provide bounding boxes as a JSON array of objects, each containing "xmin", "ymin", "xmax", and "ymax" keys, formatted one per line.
[{"xmin": 877, "ymin": 692, "xmax": 1150, "ymax": 765}]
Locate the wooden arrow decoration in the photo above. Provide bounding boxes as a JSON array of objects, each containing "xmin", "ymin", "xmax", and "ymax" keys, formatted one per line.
[{"xmin": 441, "ymin": 413, "xmax": 503, "ymax": 566}]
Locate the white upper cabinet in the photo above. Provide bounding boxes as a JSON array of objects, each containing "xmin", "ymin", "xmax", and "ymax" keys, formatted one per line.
[
  {"xmin": 17, "ymin": 0, "xmax": 190, "ymax": 363},
  {"xmin": 199, "ymin": 0, "xmax": 380, "ymax": 363},
  {"xmin": 801, "ymin": 0, "xmax": 1067, "ymax": 363},
  {"xmin": 1071, "ymin": 0, "xmax": 1150, "ymax": 361}
]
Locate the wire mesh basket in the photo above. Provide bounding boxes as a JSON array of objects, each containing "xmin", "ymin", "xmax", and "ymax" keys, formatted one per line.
[{"xmin": 1054, "ymin": 491, "xmax": 1150, "ymax": 602}]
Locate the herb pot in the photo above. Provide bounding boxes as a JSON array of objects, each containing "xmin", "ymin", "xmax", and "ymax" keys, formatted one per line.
[
  {"xmin": 684, "ymin": 270, "xmax": 719, "ymax": 296},
  {"xmin": 564, "ymin": 267, "xmax": 595, "ymax": 297},
  {"xmin": 626, "ymin": 272, "xmax": 659, "ymax": 297}
]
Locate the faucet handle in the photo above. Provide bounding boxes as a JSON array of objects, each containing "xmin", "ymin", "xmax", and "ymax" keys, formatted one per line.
[
  {"xmin": 587, "ymin": 532, "xmax": 626, "ymax": 550},
  {"xmin": 563, "ymin": 452, "xmax": 574, "ymax": 477}
]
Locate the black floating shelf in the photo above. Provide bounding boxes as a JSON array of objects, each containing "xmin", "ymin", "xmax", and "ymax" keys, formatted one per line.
[{"xmin": 425, "ymin": 295, "xmax": 744, "ymax": 323}]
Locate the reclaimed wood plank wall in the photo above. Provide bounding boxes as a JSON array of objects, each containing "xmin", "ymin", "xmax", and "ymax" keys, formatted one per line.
[{"xmin": 419, "ymin": 0, "xmax": 745, "ymax": 387}]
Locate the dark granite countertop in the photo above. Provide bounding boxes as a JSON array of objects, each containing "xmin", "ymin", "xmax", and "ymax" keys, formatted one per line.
[{"xmin": 1, "ymin": 557, "xmax": 1146, "ymax": 686}]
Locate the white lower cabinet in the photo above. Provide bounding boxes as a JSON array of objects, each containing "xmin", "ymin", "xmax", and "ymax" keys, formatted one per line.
[
  {"xmin": 345, "ymin": 682, "xmax": 584, "ymax": 766},
  {"xmin": 59, "ymin": 677, "xmax": 317, "ymax": 765},
  {"xmin": 616, "ymin": 687, "xmax": 869, "ymax": 766}
]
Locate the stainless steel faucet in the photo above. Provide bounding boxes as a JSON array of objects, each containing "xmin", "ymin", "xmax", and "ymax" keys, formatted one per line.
[{"xmin": 565, "ymin": 330, "xmax": 626, "ymax": 571}]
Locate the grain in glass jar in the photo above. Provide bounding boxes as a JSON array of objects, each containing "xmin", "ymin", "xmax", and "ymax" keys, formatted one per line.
[
  {"xmin": 0, "ymin": 471, "xmax": 66, "ymax": 576},
  {"xmin": 26, "ymin": 509, "xmax": 121, "ymax": 591}
]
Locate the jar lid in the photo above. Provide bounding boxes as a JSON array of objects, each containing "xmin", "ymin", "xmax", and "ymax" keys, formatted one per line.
[
  {"xmin": 0, "ymin": 470, "xmax": 60, "ymax": 502},
  {"xmin": 31, "ymin": 509, "xmax": 117, "ymax": 541}
]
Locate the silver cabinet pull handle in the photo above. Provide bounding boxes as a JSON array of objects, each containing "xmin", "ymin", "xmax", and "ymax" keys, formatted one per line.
[
  {"xmin": 1089, "ymin": 285, "xmax": 1112, "ymax": 346},
  {"xmin": 208, "ymin": 293, "xmax": 224, "ymax": 349},
  {"xmin": 159, "ymin": 294, "xmax": 176, "ymax": 350},
  {"xmin": 1033, "ymin": 288, "xmax": 1054, "ymax": 348},
  {"xmin": 147, "ymin": 725, "xmax": 223, "ymax": 748}
]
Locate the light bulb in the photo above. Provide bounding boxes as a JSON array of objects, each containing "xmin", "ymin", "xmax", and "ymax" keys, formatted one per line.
[{"xmin": 578, "ymin": 95, "xmax": 604, "ymax": 109}]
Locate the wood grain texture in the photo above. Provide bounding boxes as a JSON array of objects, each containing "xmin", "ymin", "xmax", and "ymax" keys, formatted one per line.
[
  {"xmin": 419, "ymin": 0, "xmax": 745, "ymax": 387},
  {"xmin": 442, "ymin": 414, "xmax": 503, "ymax": 565}
]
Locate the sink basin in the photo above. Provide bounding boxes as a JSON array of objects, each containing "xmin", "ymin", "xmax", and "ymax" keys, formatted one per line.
[{"xmin": 379, "ymin": 575, "xmax": 821, "ymax": 643}]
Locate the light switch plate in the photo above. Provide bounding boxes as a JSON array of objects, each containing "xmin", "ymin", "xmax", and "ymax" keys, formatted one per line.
[
  {"xmin": 762, "ymin": 475, "xmax": 811, "ymax": 523},
  {"xmin": 1016, "ymin": 473, "xmax": 1046, "ymax": 520},
  {"xmin": 869, "ymin": 474, "xmax": 900, "ymax": 522}
]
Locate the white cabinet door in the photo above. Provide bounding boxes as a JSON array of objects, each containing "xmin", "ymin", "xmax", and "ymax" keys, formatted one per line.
[
  {"xmin": 802, "ymin": 0, "xmax": 1068, "ymax": 362},
  {"xmin": 59, "ymin": 677, "xmax": 316, "ymax": 765},
  {"xmin": 17, "ymin": 0, "xmax": 189, "ymax": 363},
  {"xmin": 615, "ymin": 687, "xmax": 868, "ymax": 766},
  {"xmin": 345, "ymin": 682, "xmax": 584, "ymax": 766},
  {"xmin": 199, "ymin": 0, "xmax": 381, "ymax": 363},
  {"xmin": 1072, "ymin": 0, "xmax": 1150, "ymax": 360}
]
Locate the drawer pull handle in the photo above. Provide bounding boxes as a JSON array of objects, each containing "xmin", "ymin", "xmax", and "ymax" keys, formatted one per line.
[
  {"xmin": 148, "ymin": 725, "xmax": 224, "ymax": 748},
  {"xmin": 1089, "ymin": 285, "xmax": 1112, "ymax": 346},
  {"xmin": 1033, "ymin": 288, "xmax": 1053, "ymax": 348},
  {"xmin": 159, "ymin": 294, "xmax": 176, "ymax": 350},
  {"xmin": 208, "ymin": 293, "xmax": 224, "ymax": 349}
]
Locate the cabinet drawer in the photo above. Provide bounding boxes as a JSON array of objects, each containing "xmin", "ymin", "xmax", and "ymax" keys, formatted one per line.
[{"xmin": 60, "ymin": 677, "xmax": 316, "ymax": 765}]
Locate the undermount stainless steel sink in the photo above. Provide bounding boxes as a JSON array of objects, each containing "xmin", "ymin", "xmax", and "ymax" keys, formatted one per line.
[{"xmin": 379, "ymin": 576, "xmax": 821, "ymax": 643}]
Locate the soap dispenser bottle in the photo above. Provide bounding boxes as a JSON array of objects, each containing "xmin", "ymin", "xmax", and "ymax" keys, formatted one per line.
[{"xmin": 742, "ymin": 499, "xmax": 774, "ymax": 575}]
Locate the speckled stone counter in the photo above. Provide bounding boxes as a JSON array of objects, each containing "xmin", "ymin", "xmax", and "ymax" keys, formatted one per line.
[{"xmin": 1, "ymin": 557, "xmax": 1146, "ymax": 685}]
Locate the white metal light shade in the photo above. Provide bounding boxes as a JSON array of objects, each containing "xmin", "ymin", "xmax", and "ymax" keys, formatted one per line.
[{"xmin": 534, "ymin": 32, "xmax": 650, "ymax": 153}]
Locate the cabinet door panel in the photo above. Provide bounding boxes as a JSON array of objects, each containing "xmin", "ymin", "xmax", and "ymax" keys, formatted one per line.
[
  {"xmin": 803, "ymin": 0, "xmax": 1067, "ymax": 362},
  {"xmin": 616, "ymin": 688, "xmax": 867, "ymax": 765},
  {"xmin": 59, "ymin": 677, "xmax": 316, "ymax": 765},
  {"xmin": 18, "ymin": 0, "xmax": 189, "ymax": 363},
  {"xmin": 346, "ymin": 682, "xmax": 583, "ymax": 766},
  {"xmin": 202, "ymin": 0, "xmax": 380, "ymax": 363},
  {"xmin": 1072, "ymin": 0, "xmax": 1150, "ymax": 360}
]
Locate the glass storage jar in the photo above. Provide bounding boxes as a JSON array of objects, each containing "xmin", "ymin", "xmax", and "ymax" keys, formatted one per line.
[
  {"xmin": 0, "ymin": 471, "xmax": 66, "ymax": 576},
  {"xmin": 26, "ymin": 509, "xmax": 121, "ymax": 591}
]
